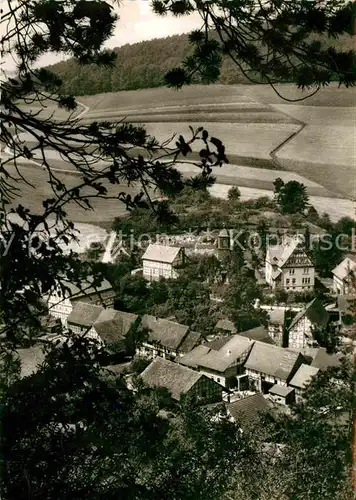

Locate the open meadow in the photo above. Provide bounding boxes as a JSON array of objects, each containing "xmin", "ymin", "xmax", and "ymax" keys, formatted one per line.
[{"xmin": 8, "ymin": 83, "xmax": 355, "ymax": 228}]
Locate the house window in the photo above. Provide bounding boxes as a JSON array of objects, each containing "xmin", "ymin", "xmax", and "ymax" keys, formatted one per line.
[
  {"xmin": 289, "ymin": 269, "xmax": 295, "ymax": 275},
  {"xmin": 292, "ymin": 278, "xmax": 296, "ymax": 284},
  {"xmin": 304, "ymin": 268, "xmax": 309, "ymax": 274},
  {"xmin": 286, "ymin": 279, "xmax": 290, "ymax": 284},
  {"xmin": 217, "ymin": 377, "xmax": 220, "ymax": 383},
  {"xmin": 293, "ymin": 287, "xmax": 295, "ymax": 290}
]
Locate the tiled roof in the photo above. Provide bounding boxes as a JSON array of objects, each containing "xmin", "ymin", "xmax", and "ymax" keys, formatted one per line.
[
  {"xmin": 311, "ymin": 348, "xmax": 343, "ymax": 371},
  {"xmin": 332, "ymin": 257, "xmax": 356, "ymax": 280},
  {"xmin": 64, "ymin": 277, "xmax": 113, "ymax": 298},
  {"xmin": 176, "ymin": 345, "xmax": 211, "ymax": 369},
  {"xmin": 269, "ymin": 384, "xmax": 294, "ymax": 397},
  {"xmin": 93, "ymin": 309, "xmax": 138, "ymax": 343},
  {"xmin": 140, "ymin": 357, "xmax": 203, "ymax": 401},
  {"xmin": 289, "ymin": 364, "xmax": 320, "ymax": 389},
  {"xmin": 288, "ymin": 298, "xmax": 329, "ymax": 331},
  {"xmin": 195, "ymin": 336, "xmax": 254, "ymax": 373},
  {"xmin": 178, "ymin": 330, "xmax": 202, "ymax": 354},
  {"xmin": 203, "ymin": 335, "xmax": 234, "ymax": 351},
  {"xmin": 239, "ymin": 326, "xmax": 275, "ymax": 345},
  {"xmin": 67, "ymin": 302, "xmax": 103, "ymax": 327},
  {"xmin": 227, "ymin": 394, "xmax": 271, "ymax": 427},
  {"xmin": 267, "ymin": 238, "xmax": 312, "ymax": 269},
  {"xmin": 141, "ymin": 315, "xmax": 190, "ymax": 351},
  {"xmin": 142, "ymin": 244, "xmax": 181, "ymax": 264},
  {"xmin": 244, "ymin": 341, "xmax": 302, "ymax": 381},
  {"xmin": 215, "ymin": 319, "xmax": 237, "ymax": 333}
]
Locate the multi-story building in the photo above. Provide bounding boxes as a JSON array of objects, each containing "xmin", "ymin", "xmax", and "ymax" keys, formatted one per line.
[
  {"xmin": 287, "ymin": 298, "xmax": 329, "ymax": 349},
  {"xmin": 244, "ymin": 341, "xmax": 305, "ymax": 393},
  {"xmin": 265, "ymin": 238, "xmax": 315, "ymax": 292},
  {"xmin": 137, "ymin": 315, "xmax": 201, "ymax": 360},
  {"xmin": 142, "ymin": 244, "xmax": 184, "ymax": 281},
  {"xmin": 332, "ymin": 255, "xmax": 356, "ymax": 295},
  {"xmin": 45, "ymin": 277, "xmax": 115, "ymax": 326}
]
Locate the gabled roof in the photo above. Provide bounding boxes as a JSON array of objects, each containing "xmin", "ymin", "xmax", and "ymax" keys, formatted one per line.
[
  {"xmin": 140, "ymin": 357, "xmax": 203, "ymax": 400},
  {"xmin": 142, "ymin": 244, "xmax": 181, "ymax": 264},
  {"xmin": 244, "ymin": 342, "xmax": 302, "ymax": 381},
  {"xmin": 239, "ymin": 326, "xmax": 275, "ymax": 345},
  {"xmin": 289, "ymin": 364, "xmax": 320, "ymax": 389},
  {"xmin": 269, "ymin": 384, "xmax": 295, "ymax": 397},
  {"xmin": 311, "ymin": 348, "xmax": 343, "ymax": 371},
  {"xmin": 141, "ymin": 314, "xmax": 190, "ymax": 351},
  {"xmin": 227, "ymin": 394, "xmax": 271, "ymax": 427},
  {"xmin": 67, "ymin": 302, "xmax": 103, "ymax": 327},
  {"xmin": 266, "ymin": 238, "xmax": 312, "ymax": 269},
  {"xmin": 64, "ymin": 277, "xmax": 113, "ymax": 298},
  {"xmin": 176, "ymin": 345, "xmax": 211, "ymax": 369},
  {"xmin": 178, "ymin": 330, "xmax": 202, "ymax": 354},
  {"xmin": 215, "ymin": 319, "xmax": 237, "ymax": 334},
  {"xmin": 288, "ymin": 298, "xmax": 329, "ymax": 331},
  {"xmin": 93, "ymin": 311, "xmax": 138, "ymax": 343},
  {"xmin": 332, "ymin": 257, "xmax": 356, "ymax": 280},
  {"xmin": 194, "ymin": 336, "xmax": 254, "ymax": 373}
]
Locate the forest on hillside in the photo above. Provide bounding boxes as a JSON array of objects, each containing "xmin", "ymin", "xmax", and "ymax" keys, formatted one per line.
[{"xmin": 49, "ymin": 32, "xmax": 353, "ymax": 96}]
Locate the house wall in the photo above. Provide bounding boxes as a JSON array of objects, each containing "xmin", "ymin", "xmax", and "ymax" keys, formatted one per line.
[
  {"xmin": 268, "ymin": 324, "xmax": 283, "ymax": 346},
  {"xmin": 187, "ymin": 376, "xmax": 223, "ymax": 404},
  {"xmin": 333, "ymin": 275, "xmax": 352, "ymax": 295},
  {"xmin": 288, "ymin": 317, "xmax": 313, "ymax": 349},
  {"xmin": 266, "ymin": 249, "xmax": 315, "ymax": 291},
  {"xmin": 47, "ymin": 294, "xmax": 73, "ymax": 326},
  {"xmin": 143, "ymin": 251, "xmax": 183, "ymax": 281},
  {"xmin": 136, "ymin": 342, "xmax": 176, "ymax": 360},
  {"xmin": 245, "ymin": 368, "xmax": 287, "ymax": 392},
  {"xmin": 269, "ymin": 391, "xmax": 295, "ymax": 406},
  {"xmin": 281, "ymin": 266, "xmax": 315, "ymax": 292}
]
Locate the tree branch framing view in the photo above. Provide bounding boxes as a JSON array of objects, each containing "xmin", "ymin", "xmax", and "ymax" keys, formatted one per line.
[{"xmin": 0, "ymin": 1, "xmax": 355, "ymax": 499}]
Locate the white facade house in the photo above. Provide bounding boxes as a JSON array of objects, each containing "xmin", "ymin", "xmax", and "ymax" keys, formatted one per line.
[
  {"xmin": 142, "ymin": 244, "xmax": 184, "ymax": 282},
  {"xmin": 265, "ymin": 238, "xmax": 315, "ymax": 292},
  {"xmin": 287, "ymin": 298, "xmax": 329, "ymax": 349},
  {"xmin": 332, "ymin": 256, "xmax": 356, "ymax": 295},
  {"xmin": 45, "ymin": 278, "xmax": 115, "ymax": 327}
]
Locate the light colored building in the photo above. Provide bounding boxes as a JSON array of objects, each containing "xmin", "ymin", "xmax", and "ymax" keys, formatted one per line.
[
  {"xmin": 289, "ymin": 364, "xmax": 320, "ymax": 402},
  {"xmin": 142, "ymin": 244, "xmax": 184, "ymax": 281},
  {"xmin": 244, "ymin": 341, "xmax": 305, "ymax": 393},
  {"xmin": 287, "ymin": 298, "xmax": 329, "ymax": 349},
  {"xmin": 46, "ymin": 277, "xmax": 115, "ymax": 326},
  {"xmin": 140, "ymin": 357, "xmax": 224, "ymax": 404},
  {"xmin": 265, "ymin": 238, "xmax": 315, "ymax": 292},
  {"xmin": 178, "ymin": 335, "xmax": 254, "ymax": 389},
  {"xmin": 332, "ymin": 256, "xmax": 356, "ymax": 295},
  {"xmin": 137, "ymin": 315, "xmax": 201, "ymax": 360}
]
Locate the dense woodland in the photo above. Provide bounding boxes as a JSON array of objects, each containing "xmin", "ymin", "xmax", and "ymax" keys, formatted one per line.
[{"xmin": 49, "ymin": 32, "xmax": 354, "ymax": 95}]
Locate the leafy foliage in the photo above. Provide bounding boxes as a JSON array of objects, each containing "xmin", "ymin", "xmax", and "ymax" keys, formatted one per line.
[{"xmin": 273, "ymin": 178, "xmax": 309, "ymax": 214}]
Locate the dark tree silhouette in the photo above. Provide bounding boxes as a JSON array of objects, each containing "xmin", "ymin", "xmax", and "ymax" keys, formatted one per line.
[{"xmin": 156, "ymin": 0, "xmax": 355, "ymax": 99}]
